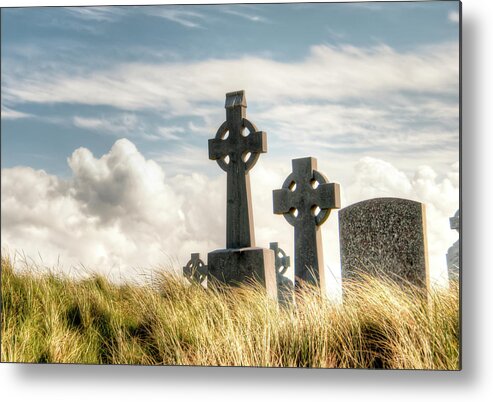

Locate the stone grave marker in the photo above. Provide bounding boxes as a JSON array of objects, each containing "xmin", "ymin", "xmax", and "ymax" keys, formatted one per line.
[
  {"xmin": 270, "ymin": 242, "xmax": 293, "ymax": 304},
  {"xmin": 447, "ymin": 209, "xmax": 460, "ymax": 281},
  {"xmin": 339, "ymin": 197, "xmax": 430, "ymax": 292},
  {"xmin": 183, "ymin": 253, "xmax": 207, "ymax": 285},
  {"xmin": 207, "ymin": 90, "xmax": 277, "ymax": 298},
  {"xmin": 273, "ymin": 157, "xmax": 340, "ymax": 290}
]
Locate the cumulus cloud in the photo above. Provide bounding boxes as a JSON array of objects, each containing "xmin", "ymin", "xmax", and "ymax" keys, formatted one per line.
[
  {"xmin": 1, "ymin": 139, "xmax": 225, "ymax": 281},
  {"xmin": 2, "ymin": 139, "xmax": 458, "ymax": 290}
]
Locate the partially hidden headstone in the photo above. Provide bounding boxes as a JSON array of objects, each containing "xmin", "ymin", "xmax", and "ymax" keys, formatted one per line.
[
  {"xmin": 339, "ymin": 197, "xmax": 430, "ymax": 293},
  {"xmin": 447, "ymin": 209, "xmax": 460, "ymax": 281},
  {"xmin": 183, "ymin": 253, "xmax": 207, "ymax": 285},
  {"xmin": 269, "ymin": 242, "xmax": 293, "ymax": 304},
  {"xmin": 207, "ymin": 90, "xmax": 277, "ymax": 299},
  {"xmin": 273, "ymin": 157, "xmax": 341, "ymax": 290}
]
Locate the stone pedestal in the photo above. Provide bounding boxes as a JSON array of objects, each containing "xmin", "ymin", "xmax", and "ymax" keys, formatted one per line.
[{"xmin": 207, "ymin": 247, "xmax": 277, "ymax": 299}]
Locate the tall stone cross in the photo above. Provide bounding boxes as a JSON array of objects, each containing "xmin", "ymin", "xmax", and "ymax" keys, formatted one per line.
[
  {"xmin": 209, "ymin": 90, "xmax": 267, "ymax": 249},
  {"xmin": 273, "ymin": 157, "xmax": 340, "ymax": 289}
]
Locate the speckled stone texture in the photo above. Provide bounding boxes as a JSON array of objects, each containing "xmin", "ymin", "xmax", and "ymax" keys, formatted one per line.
[
  {"xmin": 207, "ymin": 247, "xmax": 277, "ymax": 299},
  {"xmin": 339, "ymin": 197, "xmax": 430, "ymax": 291}
]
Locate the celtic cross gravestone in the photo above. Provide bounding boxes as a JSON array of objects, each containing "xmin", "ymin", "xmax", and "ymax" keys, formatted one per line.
[
  {"xmin": 270, "ymin": 242, "xmax": 293, "ymax": 304},
  {"xmin": 273, "ymin": 157, "xmax": 341, "ymax": 290},
  {"xmin": 207, "ymin": 91, "xmax": 277, "ymax": 298},
  {"xmin": 183, "ymin": 253, "xmax": 207, "ymax": 285},
  {"xmin": 208, "ymin": 90, "xmax": 267, "ymax": 249}
]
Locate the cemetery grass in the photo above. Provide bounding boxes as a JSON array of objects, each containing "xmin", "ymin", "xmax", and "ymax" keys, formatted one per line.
[{"xmin": 1, "ymin": 256, "xmax": 459, "ymax": 369}]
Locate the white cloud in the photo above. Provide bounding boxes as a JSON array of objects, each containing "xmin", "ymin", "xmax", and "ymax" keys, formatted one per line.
[
  {"xmin": 257, "ymin": 99, "xmax": 458, "ymax": 152},
  {"xmin": 1, "ymin": 105, "xmax": 32, "ymax": 120},
  {"xmin": 146, "ymin": 8, "xmax": 206, "ymax": 28},
  {"xmin": 220, "ymin": 6, "xmax": 269, "ymax": 23},
  {"xmin": 64, "ymin": 7, "xmax": 125, "ymax": 22},
  {"xmin": 1, "ymin": 139, "xmax": 458, "ymax": 291},
  {"xmin": 1, "ymin": 139, "xmax": 225, "ymax": 281},
  {"xmin": 4, "ymin": 42, "xmax": 458, "ymax": 115},
  {"xmin": 73, "ymin": 114, "xmax": 139, "ymax": 134},
  {"xmin": 155, "ymin": 125, "xmax": 185, "ymax": 141},
  {"xmin": 4, "ymin": 41, "xmax": 458, "ymax": 175},
  {"xmin": 448, "ymin": 11, "xmax": 460, "ymax": 23}
]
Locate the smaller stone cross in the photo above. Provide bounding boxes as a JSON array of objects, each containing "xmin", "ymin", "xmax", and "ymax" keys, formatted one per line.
[
  {"xmin": 273, "ymin": 157, "xmax": 340, "ymax": 289},
  {"xmin": 270, "ymin": 242, "xmax": 293, "ymax": 305},
  {"xmin": 269, "ymin": 242, "xmax": 290, "ymax": 277},
  {"xmin": 183, "ymin": 253, "xmax": 207, "ymax": 285}
]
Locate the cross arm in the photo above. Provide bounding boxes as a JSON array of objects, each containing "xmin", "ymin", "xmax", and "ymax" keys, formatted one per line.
[
  {"xmin": 243, "ymin": 131, "xmax": 267, "ymax": 154},
  {"xmin": 273, "ymin": 188, "xmax": 294, "ymax": 214},
  {"xmin": 315, "ymin": 182, "xmax": 341, "ymax": 210},
  {"xmin": 209, "ymin": 138, "xmax": 229, "ymax": 160}
]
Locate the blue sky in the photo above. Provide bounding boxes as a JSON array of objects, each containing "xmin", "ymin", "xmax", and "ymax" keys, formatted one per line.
[{"xmin": 1, "ymin": 2, "xmax": 460, "ymax": 289}]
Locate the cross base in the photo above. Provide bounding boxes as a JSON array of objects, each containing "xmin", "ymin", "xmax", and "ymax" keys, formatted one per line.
[{"xmin": 207, "ymin": 247, "xmax": 278, "ymax": 299}]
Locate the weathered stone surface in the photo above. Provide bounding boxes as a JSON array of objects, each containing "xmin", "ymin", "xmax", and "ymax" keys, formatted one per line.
[
  {"xmin": 273, "ymin": 157, "xmax": 340, "ymax": 290},
  {"xmin": 207, "ymin": 247, "xmax": 277, "ymax": 299},
  {"xmin": 447, "ymin": 209, "xmax": 460, "ymax": 281},
  {"xmin": 208, "ymin": 90, "xmax": 267, "ymax": 249},
  {"xmin": 183, "ymin": 253, "xmax": 207, "ymax": 285},
  {"xmin": 205, "ymin": 90, "xmax": 276, "ymax": 299},
  {"xmin": 339, "ymin": 197, "xmax": 430, "ymax": 291},
  {"xmin": 270, "ymin": 242, "xmax": 293, "ymax": 304}
]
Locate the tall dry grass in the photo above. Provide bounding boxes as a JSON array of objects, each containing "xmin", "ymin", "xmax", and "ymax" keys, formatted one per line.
[{"xmin": 1, "ymin": 256, "xmax": 459, "ymax": 369}]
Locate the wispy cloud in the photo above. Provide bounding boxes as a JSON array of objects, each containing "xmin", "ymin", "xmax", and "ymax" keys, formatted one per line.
[
  {"xmin": 4, "ymin": 42, "xmax": 459, "ymax": 114},
  {"xmin": 73, "ymin": 114, "xmax": 139, "ymax": 135},
  {"xmin": 1, "ymin": 105, "xmax": 32, "ymax": 120},
  {"xmin": 146, "ymin": 7, "xmax": 206, "ymax": 28},
  {"xmin": 220, "ymin": 6, "xmax": 269, "ymax": 23},
  {"xmin": 326, "ymin": 27, "xmax": 346, "ymax": 40},
  {"xmin": 4, "ymin": 41, "xmax": 458, "ymax": 161},
  {"xmin": 64, "ymin": 7, "xmax": 125, "ymax": 22}
]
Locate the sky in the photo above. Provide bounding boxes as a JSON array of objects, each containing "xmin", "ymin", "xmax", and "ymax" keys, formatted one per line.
[{"xmin": 1, "ymin": 1, "xmax": 460, "ymax": 294}]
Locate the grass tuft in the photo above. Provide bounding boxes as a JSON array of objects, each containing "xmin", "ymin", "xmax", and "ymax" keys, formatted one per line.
[{"xmin": 1, "ymin": 256, "xmax": 459, "ymax": 368}]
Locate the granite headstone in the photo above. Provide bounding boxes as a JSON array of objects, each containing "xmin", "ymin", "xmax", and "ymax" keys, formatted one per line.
[{"xmin": 339, "ymin": 197, "xmax": 430, "ymax": 292}]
